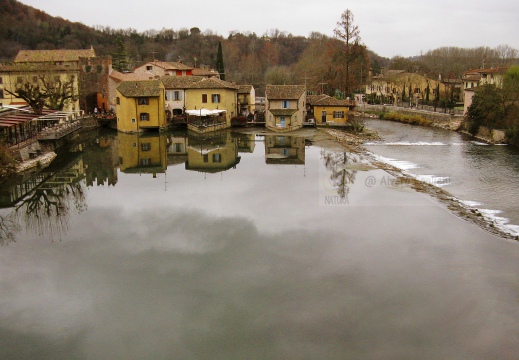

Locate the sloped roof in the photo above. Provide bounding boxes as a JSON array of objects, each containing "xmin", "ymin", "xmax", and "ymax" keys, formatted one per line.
[
  {"xmin": 110, "ymin": 69, "xmax": 154, "ymax": 82},
  {"xmin": 184, "ymin": 77, "xmax": 239, "ymax": 90},
  {"xmin": 136, "ymin": 61, "xmax": 193, "ymax": 71},
  {"xmin": 306, "ymin": 94, "xmax": 328, "ymax": 104},
  {"xmin": 192, "ymin": 67, "xmax": 219, "ymax": 77},
  {"xmin": 117, "ymin": 80, "xmax": 163, "ymax": 97},
  {"xmin": 160, "ymin": 75, "xmax": 200, "ymax": 89},
  {"xmin": 307, "ymin": 94, "xmax": 353, "ymax": 107},
  {"xmin": 14, "ymin": 49, "xmax": 97, "ymax": 63},
  {"xmin": 238, "ymin": 85, "xmax": 253, "ymax": 94},
  {"xmin": 266, "ymin": 85, "xmax": 306, "ymax": 100}
]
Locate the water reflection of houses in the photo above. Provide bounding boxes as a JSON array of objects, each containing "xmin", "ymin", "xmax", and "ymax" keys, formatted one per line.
[
  {"xmin": 167, "ymin": 132, "xmax": 188, "ymax": 167},
  {"xmin": 118, "ymin": 132, "xmax": 167, "ymax": 177},
  {"xmin": 186, "ymin": 131, "xmax": 240, "ymax": 173},
  {"xmin": 0, "ymin": 152, "xmax": 86, "ymax": 209},
  {"xmin": 232, "ymin": 132, "xmax": 256, "ymax": 153},
  {"xmin": 264, "ymin": 135, "xmax": 305, "ymax": 165}
]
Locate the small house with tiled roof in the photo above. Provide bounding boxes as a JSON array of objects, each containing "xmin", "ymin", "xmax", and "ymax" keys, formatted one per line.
[
  {"xmin": 237, "ymin": 85, "xmax": 256, "ymax": 116},
  {"xmin": 306, "ymin": 94, "xmax": 355, "ymax": 125},
  {"xmin": 265, "ymin": 85, "xmax": 306, "ymax": 132},
  {"xmin": 115, "ymin": 80, "xmax": 166, "ymax": 132},
  {"xmin": 160, "ymin": 76, "xmax": 200, "ymax": 119},
  {"xmin": 133, "ymin": 61, "xmax": 193, "ymax": 78}
]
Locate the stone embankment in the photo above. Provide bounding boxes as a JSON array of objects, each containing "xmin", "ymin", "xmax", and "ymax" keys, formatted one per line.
[{"xmin": 354, "ymin": 104, "xmax": 463, "ymax": 131}]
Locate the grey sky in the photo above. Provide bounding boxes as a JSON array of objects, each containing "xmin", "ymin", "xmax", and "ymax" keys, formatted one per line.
[{"xmin": 18, "ymin": 0, "xmax": 519, "ymax": 58}]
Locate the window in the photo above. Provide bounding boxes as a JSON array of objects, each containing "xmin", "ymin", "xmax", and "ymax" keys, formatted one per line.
[
  {"xmin": 0, "ymin": 90, "xmax": 3, "ymax": 99},
  {"xmin": 174, "ymin": 91, "xmax": 181, "ymax": 100},
  {"xmin": 131, "ymin": 118, "xmax": 136, "ymax": 123},
  {"xmin": 212, "ymin": 94, "xmax": 220, "ymax": 103},
  {"xmin": 333, "ymin": 111, "xmax": 344, "ymax": 119},
  {"xmin": 116, "ymin": 97, "xmax": 120, "ymax": 105},
  {"xmin": 0, "ymin": 77, "xmax": 2, "ymax": 84},
  {"xmin": 140, "ymin": 113, "xmax": 150, "ymax": 121},
  {"xmin": 281, "ymin": 148, "xmax": 289, "ymax": 156},
  {"xmin": 141, "ymin": 142, "xmax": 151, "ymax": 151},
  {"xmin": 138, "ymin": 97, "xmax": 149, "ymax": 105},
  {"xmin": 213, "ymin": 153, "xmax": 221, "ymax": 163},
  {"xmin": 141, "ymin": 158, "xmax": 151, "ymax": 166},
  {"xmin": 146, "ymin": 65, "xmax": 153, "ymax": 71},
  {"xmin": 203, "ymin": 154, "xmax": 209, "ymax": 162},
  {"xmin": 202, "ymin": 94, "xmax": 208, "ymax": 103},
  {"xmin": 282, "ymin": 100, "xmax": 290, "ymax": 108}
]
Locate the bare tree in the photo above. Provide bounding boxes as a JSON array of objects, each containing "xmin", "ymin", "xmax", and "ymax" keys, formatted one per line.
[{"xmin": 334, "ymin": 9, "xmax": 364, "ymax": 96}]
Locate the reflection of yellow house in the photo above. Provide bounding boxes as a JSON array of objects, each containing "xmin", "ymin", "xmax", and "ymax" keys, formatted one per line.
[
  {"xmin": 186, "ymin": 131, "xmax": 240, "ymax": 173},
  {"xmin": 118, "ymin": 132, "xmax": 167, "ymax": 176},
  {"xmin": 233, "ymin": 132, "xmax": 256, "ymax": 153},
  {"xmin": 115, "ymin": 80, "xmax": 166, "ymax": 133},
  {"xmin": 265, "ymin": 85, "xmax": 306, "ymax": 132},
  {"xmin": 307, "ymin": 94, "xmax": 354, "ymax": 125},
  {"xmin": 265, "ymin": 135, "xmax": 305, "ymax": 164}
]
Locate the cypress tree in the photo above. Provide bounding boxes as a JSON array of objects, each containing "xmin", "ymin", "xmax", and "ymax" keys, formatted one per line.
[{"xmin": 216, "ymin": 41, "xmax": 225, "ymax": 81}]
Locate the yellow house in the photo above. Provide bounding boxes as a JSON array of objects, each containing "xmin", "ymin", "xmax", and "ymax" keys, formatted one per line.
[
  {"xmin": 307, "ymin": 94, "xmax": 355, "ymax": 125},
  {"xmin": 184, "ymin": 77, "xmax": 238, "ymax": 133},
  {"xmin": 237, "ymin": 85, "xmax": 256, "ymax": 116},
  {"xmin": 265, "ymin": 85, "xmax": 306, "ymax": 132},
  {"xmin": 118, "ymin": 132, "xmax": 167, "ymax": 177},
  {"xmin": 185, "ymin": 131, "xmax": 240, "ymax": 173},
  {"xmin": 115, "ymin": 80, "xmax": 166, "ymax": 132}
]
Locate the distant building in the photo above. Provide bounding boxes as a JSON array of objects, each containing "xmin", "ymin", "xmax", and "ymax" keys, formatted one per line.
[
  {"xmin": 133, "ymin": 61, "xmax": 193, "ymax": 77},
  {"xmin": 461, "ymin": 67, "xmax": 508, "ymax": 114},
  {"xmin": 237, "ymin": 85, "xmax": 256, "ymax": 116}
]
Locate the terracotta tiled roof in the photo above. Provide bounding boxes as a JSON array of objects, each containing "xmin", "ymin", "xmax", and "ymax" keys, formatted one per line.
[
  {"xmin": 14, "ymin": 49, "xmax": 96, "ymax": 63},
  {"xmin": 266, "ymin": 85, "xmax": 306, "ymax": 100},
  {"xmin": 137, "ymin": 61, "xmax": 193, "ymax": 71},
  {"xmin": 117, "ymin": 80, "xmax": 163, "ymax": 97},
  {"xmin": 183, "ymin": 77, "xmax": 238, "ymax": 90},
  {"xmin": 306, "ymin": 94, "xmax": 328, "ymax": 104},
  {"xmin": 308, "ymin": 94, "xmax": 353, "ymax": 106},
  {"xmin": 109, "ymin": 70, "xmax": 154, "ymax": 82},
  {"xmin": 192, "ymin": 68, "xmax": 219, "ymax": 77},
  {"xmin": 238, "ymin": 85, "xmax": 253, "ymax": 94},
  {"xmin": 160, "ymin": 75, "xmax": 200, "ymax": 89}
]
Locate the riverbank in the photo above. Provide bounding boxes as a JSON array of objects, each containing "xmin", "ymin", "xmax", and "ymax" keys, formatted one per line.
[{"xmin": 313, "ymin": 126, "xmax": 518, "ymax": 241}]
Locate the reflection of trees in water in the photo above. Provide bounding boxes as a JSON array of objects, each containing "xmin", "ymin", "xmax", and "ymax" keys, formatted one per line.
[
  {"xmin": 321, "ymin": 150, "xmax": 359, "ymax": 201},
  {"xmin": 13, "ymin": 181, "xmax": 87, "ymax": 241},
  {"xmin": 0, "ymin": 213, "xmax": 20, "ymax": 245}
]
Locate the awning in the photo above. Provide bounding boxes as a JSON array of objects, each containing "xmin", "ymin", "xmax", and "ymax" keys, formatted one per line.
[{"xmin": 185, "ymin": 109, "xmax": 226, "ymax": 116}]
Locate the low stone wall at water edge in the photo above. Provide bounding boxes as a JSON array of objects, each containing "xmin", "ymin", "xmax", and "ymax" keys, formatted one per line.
[{"xmin": 355, "ymin": 104, "xmax": 463, "ymax": 131}]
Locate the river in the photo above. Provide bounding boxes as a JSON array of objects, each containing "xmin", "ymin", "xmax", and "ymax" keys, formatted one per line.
[
  {"xmin": 363, "ymin": 118, "xmax": 519, "ymax": 237},
  {"xmin": 0, "ymin": 125, "xmax": 517, "ymax": 359}
]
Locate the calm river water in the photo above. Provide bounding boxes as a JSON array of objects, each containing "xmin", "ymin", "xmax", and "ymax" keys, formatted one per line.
[{"xmin": 0, "ymin": 125, "xmax": 518, "ymax": 359}]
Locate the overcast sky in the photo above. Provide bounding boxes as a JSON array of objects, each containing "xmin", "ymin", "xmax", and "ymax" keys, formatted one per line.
[{"xmin": 18, "ymin": 0, "xmax": 519, "ymax": 58}]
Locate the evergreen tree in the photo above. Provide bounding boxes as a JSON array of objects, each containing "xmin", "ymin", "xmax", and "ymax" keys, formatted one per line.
[
  {"xmin": 216, "ymin": 41, "xmax": 225, "ymax": 81},
  {"xmin": 112, "ymin": 36, "xmax": 130, "ymax": 72}
]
